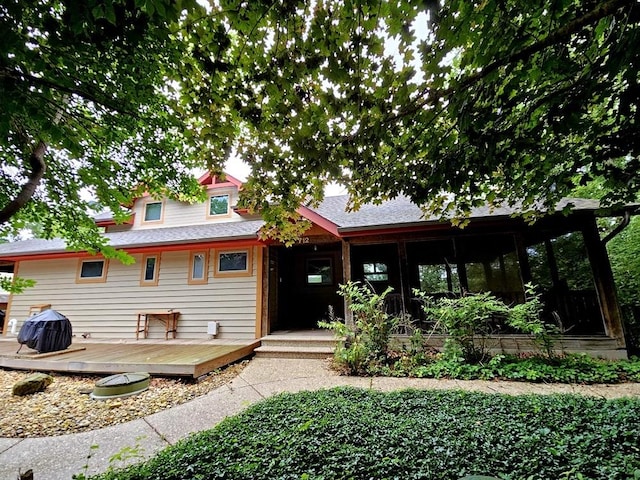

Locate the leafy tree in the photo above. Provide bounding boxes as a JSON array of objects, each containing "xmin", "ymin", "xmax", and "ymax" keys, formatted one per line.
[
  {"xmin": 0, "ymin": 0, "xmax": 210, "ymax": 257},
  {"xmin": 602, "ymin": 216, "xmax": 640, "ymax": 351},
  {"xmin": 573, "ymin": 176, "xmax": 640, "ymax": 349},
  {"xmin": 607, "ymin": 218, "xmax": 640, "ymax": 311},
  {"xmin": 3, "ymin": 0, "xmax": 639, "ymax": 249},
  {"xmin": 178, "ymin": 0, "xmax": 639, "ymax": 234}
]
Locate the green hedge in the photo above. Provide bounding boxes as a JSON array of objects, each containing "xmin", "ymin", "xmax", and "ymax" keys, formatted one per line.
[{"xmin": 91, "ymin": 387, "xmax": 640, "ymax": 480}]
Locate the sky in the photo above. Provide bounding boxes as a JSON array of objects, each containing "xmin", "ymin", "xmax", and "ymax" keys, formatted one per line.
[
  {"xmin": 218, "ymin": 6, "xmax": 432, "ymax": 199},
  {"xmin": 223, "ymin": 155, "xmax": 347, "ymax": 196}
]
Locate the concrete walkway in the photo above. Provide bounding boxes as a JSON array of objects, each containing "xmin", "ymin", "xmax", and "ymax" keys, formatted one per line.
[{"xmin": 2, "ymin": 357, "xmax": 640, "ymax": 479}]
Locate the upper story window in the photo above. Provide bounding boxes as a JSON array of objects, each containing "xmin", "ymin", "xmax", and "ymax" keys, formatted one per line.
[
  {"xmin": 141, "ymin": 254, "xmax": 160, "ymax": 286},
  {"xmin": 143, "ymin": 201, "xmax": 163, "ymax": 223},
  {"xmin": 189, "ymin": 251, "xmax": 209, "ymax": 284},
  {"xmin": 208, "ymin": 194, "xmax": 230, "ymax": 217},
  {"xmin": 214, "ymin": 249, "xmax": 252, "ymax": 277},
  {"xmin": 77, "ymin": 258, "xmax": 108, "ymax": 283}
]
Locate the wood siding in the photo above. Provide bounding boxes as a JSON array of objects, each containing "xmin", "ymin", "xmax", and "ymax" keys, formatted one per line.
[
  {"xmin": 7, "ymin": 248, "xmax": 260, "ymax": 340},
  {"xmin": 133, "ymin": 188, "xmax": 245, "ymax": 230}
]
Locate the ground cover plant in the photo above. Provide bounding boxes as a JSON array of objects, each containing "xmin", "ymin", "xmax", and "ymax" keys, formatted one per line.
[
  {"xmin": 378, "ymin": 351, "xmax": 640, "ymax": 383},
  {"xmin": 322, "ymin": 282, "xmax": 640, "ymax": 383},
  {"xmin": 90, "ymin": 387, "xmax": 640, "ymax": 480}
]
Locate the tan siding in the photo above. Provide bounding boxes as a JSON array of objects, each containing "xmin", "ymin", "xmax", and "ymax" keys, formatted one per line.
[
  {"xmin": 7, "ymin": 248, "xmax": 260, "ymax": 340},
  {"xmin": 131, "ymin": 189, "xmax": 245, "ymax": 230}
]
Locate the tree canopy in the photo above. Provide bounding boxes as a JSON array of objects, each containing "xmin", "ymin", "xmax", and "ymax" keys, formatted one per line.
[
  {"xmin": 1, "ymin": 0, "xmax": 639, "ymax": 248},
  {"xmin": 0, "ymin": 0, "xmax": 210, "ymax": 255},
  {"xmin": 196, "ymin": 0, "xmax": 639, "ymax": 225}
]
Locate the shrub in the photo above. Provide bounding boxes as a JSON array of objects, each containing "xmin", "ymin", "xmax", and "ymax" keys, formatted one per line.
[
  {"xmin": 415, "ymin": 284, "xmax": 560, "ymax": 362},
  {"xmin": 407, "ymin": 354, "xmax": 640, "ymax": 384},
  {"xmin": 320, "ymin": 281, "xmax": 400, "ymax": 374},
  {"xmin": 323, "ymin": 282, "xmax": 640, "ymax": 384},
  {"xmin": 506, "ymin": 284, "xmax": 559, "ymax": 358},
  {"xmin": 415, "ymin": 289, "xmax": 511, "ymax": 363}
]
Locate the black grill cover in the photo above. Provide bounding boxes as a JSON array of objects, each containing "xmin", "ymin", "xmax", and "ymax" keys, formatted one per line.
[{"xmin": 17, "ymin": 309, "xmax": 72, "ymax": 353}]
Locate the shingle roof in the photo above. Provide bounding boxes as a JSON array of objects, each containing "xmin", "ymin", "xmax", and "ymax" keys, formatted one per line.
[
  {"xmin": 92, "ymin": 211, "xmax": 116, "ymax": 222},
  {"xmin": 313, "ymin": 196, "xmax": 606, "ymax": 232},
  {"xmin": 0, "ymin": 220, "xmax": 264, "ymax": 257},
  {"xmin": 0, "ymin": 196, "xmax": 629, "ymax": 259}
]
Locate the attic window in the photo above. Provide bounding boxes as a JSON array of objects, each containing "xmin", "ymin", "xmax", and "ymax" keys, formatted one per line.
[
  {"xmin": 144, "ymin": 201, "xmax": 163, "ymax": 222},
  {"xmin": 209, "ymin": 194, "xmax": 230, "ymax": 217}
]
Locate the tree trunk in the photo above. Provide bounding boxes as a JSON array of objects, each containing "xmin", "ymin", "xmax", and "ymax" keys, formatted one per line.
[{"xmin": 0, "ymin": 141, "xmax": 47, "ymax": 225}]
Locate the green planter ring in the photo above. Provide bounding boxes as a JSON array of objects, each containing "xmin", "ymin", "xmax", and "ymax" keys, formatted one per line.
[{"xmin": 91, "ymin": 372, "xmax": 151, "ymax": 400}]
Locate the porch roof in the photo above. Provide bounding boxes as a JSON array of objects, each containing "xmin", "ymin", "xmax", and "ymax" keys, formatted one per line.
[
  {"xmin": 0, "ymin": 220, "xmax": 265, "ymax": 258},
  {"xmin": 312, "ymin": 196, "xmax": 613, "ymax": 233}
]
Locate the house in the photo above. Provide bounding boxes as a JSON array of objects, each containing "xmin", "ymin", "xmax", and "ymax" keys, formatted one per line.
[{"xmin": 0, "ymin": 173, "xmax": 633, "ymax": 358}]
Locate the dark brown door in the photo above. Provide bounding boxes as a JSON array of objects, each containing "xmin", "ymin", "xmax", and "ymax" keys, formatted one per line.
[{"xmin": 276, "ymin": 243, "xmax": 344, "ymax": 329}]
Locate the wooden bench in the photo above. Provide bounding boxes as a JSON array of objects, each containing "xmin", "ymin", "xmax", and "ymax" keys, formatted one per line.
[
  {"xmin": 136, "ymin": 311, "xmax": 180, "ymax": 340},
  {"xmin": 29, "ymin": 304, "xmax": 51, "ymax": 316}
]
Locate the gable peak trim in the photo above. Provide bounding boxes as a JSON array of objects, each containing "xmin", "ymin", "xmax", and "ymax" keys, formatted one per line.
[{"xmin": 198, "ymin": 172, "xmax": 243, "ymax": 189}]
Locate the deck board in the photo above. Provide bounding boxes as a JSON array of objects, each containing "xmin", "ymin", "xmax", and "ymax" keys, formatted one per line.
[{"xmin": 0, "ymin": 338, "xmax": 260, "ymax": 377}]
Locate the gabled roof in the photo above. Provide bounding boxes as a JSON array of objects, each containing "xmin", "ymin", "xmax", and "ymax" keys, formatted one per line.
[{"xmin": 0, "ymin": 220, "xmax": 265, "ymax": 259}]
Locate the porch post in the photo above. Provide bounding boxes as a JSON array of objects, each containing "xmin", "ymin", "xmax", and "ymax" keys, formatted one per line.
[
  {"xmin": 341, "ymin": 239, "xmax": 353, "ymax": 326},
  {"xmin": 256, "ymin": 246, "xmax": 267, "ymax": 339},
  {"xmin": 582, "ymin": 218, "xmax": 626, "ymax": 348},
  {"xmin": 397, "ymin": 240, "xmax": 411, "ymax": 311},
  {"xmin": 514, "ymin": 233, "xmax": 532, "ymax": 285},
  {"xmin": 452, "ymin": 238, "xmax": 468, "ymax": 293}
]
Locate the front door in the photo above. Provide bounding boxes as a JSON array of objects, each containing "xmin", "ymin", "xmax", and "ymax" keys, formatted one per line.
[{"xmin": 272, "ymin": 243, "xmax": 344, "ymax": 330}]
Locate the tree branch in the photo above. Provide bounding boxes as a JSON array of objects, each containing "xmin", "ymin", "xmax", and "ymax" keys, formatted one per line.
[
  {"xmin": 0, "ymin": 67, "xmax": 136, "ymax": 117},
  {"xmin": 0, "ymin": 141, "xmax": 47, "ymax": 225},
  {"xmin": 343, "ymin": 0, "xmax": 634, "ymax": 143}
]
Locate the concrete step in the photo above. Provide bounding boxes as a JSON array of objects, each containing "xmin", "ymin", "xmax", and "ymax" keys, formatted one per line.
[
  {"xmin": 254, "ymin": 345, "xmax": 335, "ymax": 359},
  {"xmin": 259, "ymin": 335, "xmax": 337, "ymax": 349}
]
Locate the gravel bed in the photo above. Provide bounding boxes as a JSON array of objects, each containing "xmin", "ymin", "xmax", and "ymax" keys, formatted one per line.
[{"xmin": 0, "ymin": 361, "xmax": 248, "ymax": 438}]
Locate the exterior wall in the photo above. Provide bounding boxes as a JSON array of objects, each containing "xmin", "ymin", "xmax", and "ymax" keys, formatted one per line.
[
  {"xmin": 7, "ymin": 247, "xmax": 260, "ymax": 340},
  {"xmin": 133, "ymin": 187, "xmax": 245, "ymax": 230}
]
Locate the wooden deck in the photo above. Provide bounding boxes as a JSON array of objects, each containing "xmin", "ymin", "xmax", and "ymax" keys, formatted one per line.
[{"xmin": 0, "ymin": 337, "xmax": 260, "ymax": 378}]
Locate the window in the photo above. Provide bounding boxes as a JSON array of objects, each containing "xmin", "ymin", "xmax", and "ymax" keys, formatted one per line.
[
  {"xmin": 189, "ymin": 251, "xmax": 209, "ymax": 284},
  {"xmin": 363, "ymin": 262, "xmax": 388, "ymax": 282},
  {"xmin": 76, "ymin": 258, "xmax": 108, "ymax": 283},
  {"xmin": 140, "ymin": 254, "xmax": 160, "ymax": 286},
  {"xmin": 214, "ymin": 249, "xmax": 252, "ymax": 277},
  {"xmin": 208, "ymin": 194, "xmax": 230, "ymax": 217},
  {"xmin": 143, "ymin": 201, "xmax": 163, "ymax": 222},
  {"xmin": 306, "ymin": 258, "xmax": 333, "ymax": 285}
]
